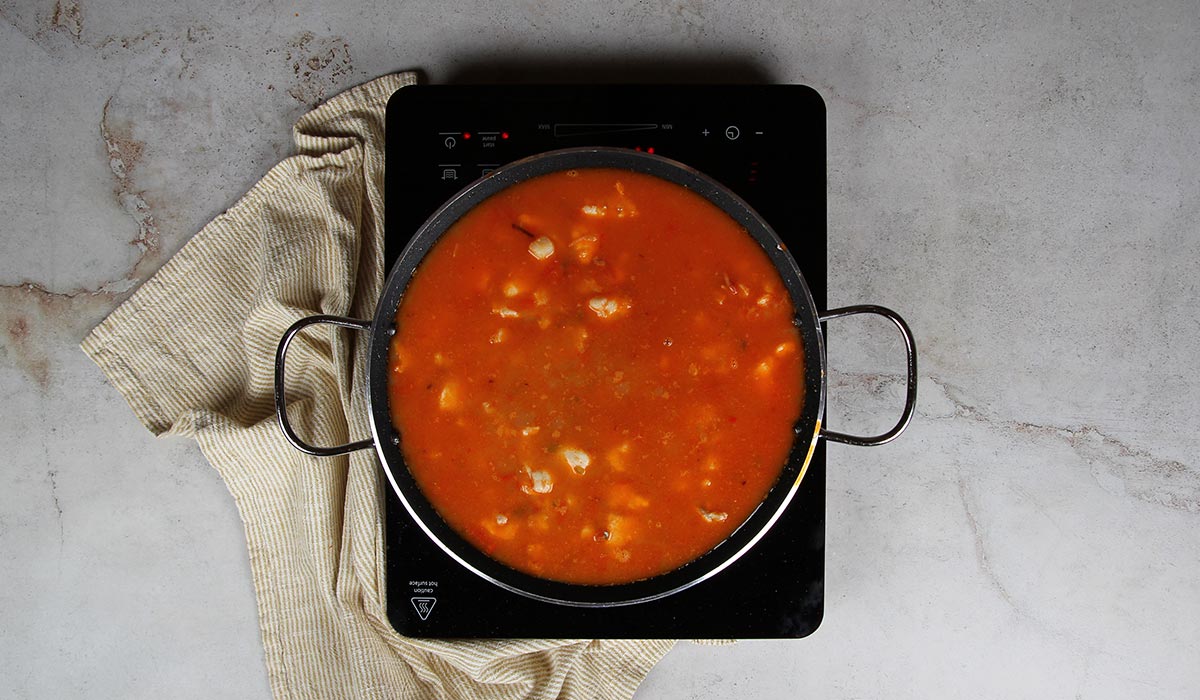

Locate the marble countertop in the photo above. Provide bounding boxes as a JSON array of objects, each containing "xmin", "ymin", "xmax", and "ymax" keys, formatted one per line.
[{"xmin": 3, "ymin": 1, "xmax": 1198, "ymax": 697}]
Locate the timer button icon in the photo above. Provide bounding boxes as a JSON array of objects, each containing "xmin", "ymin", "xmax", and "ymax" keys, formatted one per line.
[{"xmin": 725, "ymin": 125, "xmax": 740, "ymax": 140}]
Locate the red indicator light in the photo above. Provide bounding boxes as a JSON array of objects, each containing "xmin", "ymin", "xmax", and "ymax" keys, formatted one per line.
[
  {"xmin": 635, "ymin": 146, "xmax": 642, "ymax": 151},
  {"xmin": 647, "ymin": 147, "xmax": 655, "ymax": 154},
  {"xmin": 463, "ymin": 132, "xmax": 472, "ymax": 139},
  {"xmin": 501, "ymin": 132, "xmax": 509, "ymax": 139}
]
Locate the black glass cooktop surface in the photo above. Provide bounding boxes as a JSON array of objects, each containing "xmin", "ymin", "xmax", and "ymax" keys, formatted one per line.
[{"xmin": 383, "ymin": 84, "xmax": 826, "ymax": 638}]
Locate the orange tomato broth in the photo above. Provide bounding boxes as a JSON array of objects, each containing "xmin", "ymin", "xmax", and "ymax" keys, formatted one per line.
[{"xmin": 387, "ymin": 167, "xmax": 803, "ymax": 585}]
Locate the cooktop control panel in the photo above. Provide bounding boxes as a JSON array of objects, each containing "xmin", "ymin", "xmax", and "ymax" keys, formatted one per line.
[
  {"xmin": 419, "ymin": 120, "xmax": 763, "ymax": 192},
  {"xmin": 384, "ymin": 84, "xmax": 826, "ymax": 638},
  {"xmin": 386, "ymin": 85, "xmax": 825, "ymax": 274}
]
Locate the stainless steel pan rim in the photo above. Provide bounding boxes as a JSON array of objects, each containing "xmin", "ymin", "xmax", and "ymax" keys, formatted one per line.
[{"xmin": 275, "ymin": 147, "xmax": 917, "ymax": 607}]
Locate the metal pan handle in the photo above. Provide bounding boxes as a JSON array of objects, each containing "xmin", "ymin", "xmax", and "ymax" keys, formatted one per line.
[
  {"xmin": 274, "ymin": 314, "xmax": 375, "ymax": 456},
  {"xmin": 819, "ymin": 305, "xmax": 917, "ymax": 447}
]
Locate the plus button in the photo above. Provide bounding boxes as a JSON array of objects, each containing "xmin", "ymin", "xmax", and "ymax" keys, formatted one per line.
[{"xmin": 701, "ymin": 128, "xmax": 710, "ymax": 137}]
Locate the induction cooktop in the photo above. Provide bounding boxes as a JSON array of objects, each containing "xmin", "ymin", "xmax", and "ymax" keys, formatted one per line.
[{"xmin": 383, "ymin": 84, "xmax": 826, "ymax": 638}]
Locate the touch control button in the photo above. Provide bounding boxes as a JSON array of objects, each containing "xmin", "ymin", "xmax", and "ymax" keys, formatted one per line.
[
  {"xmin": 725, "ymin": 125, "xmax": 740, "ymax": 140},
  {"xmin": 444, "ymin": 136, "xmax": 456, "ymax": 149}
]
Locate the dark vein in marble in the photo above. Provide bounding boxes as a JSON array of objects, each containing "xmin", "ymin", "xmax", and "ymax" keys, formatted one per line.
[
  {"xmin": 101, "ymin": 96, "xmax": 161, "ymax": 282},
  {"xmin": 0, "ymin": 91, "xmax": 163, "ymax": 387},
  {"xmin": 829, "ymin": 371, "xmax": 1198, "ymax": 514},
  {"xmin": 47, "ymin": 468, "xmax": 63, "ymax": 549},
  {"xmin": 925, "ymin": 374, "xmax": 1199, "ymax": 514},
  {"xmin": 956, "ymin": 475, "xmax": 1019, "ymax": 614},
  {"xmin": 832, "ymin": 371, "xmax": 1180, "ymax": 655}
]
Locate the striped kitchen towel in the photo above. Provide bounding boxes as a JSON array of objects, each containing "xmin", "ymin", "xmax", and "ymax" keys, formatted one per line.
[{"xmin": 82, "ymin": 72, "xmax": 674, "ymax": 700}]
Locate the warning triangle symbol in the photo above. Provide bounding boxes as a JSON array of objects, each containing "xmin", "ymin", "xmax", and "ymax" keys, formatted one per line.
[{"xmin": 411, "ymin": 597, "xmax": 437, "ymax": 621}]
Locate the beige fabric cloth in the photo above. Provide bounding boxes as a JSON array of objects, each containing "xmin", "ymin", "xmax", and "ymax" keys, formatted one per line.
[{"xmin": 82, "ymin": 72, "xmax": 675, "ymax": 700}]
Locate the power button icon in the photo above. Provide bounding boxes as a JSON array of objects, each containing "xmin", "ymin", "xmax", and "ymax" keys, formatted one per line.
[{"xmin": 725, "ymin": 126, "xmax": 740, "ymax": 140}]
